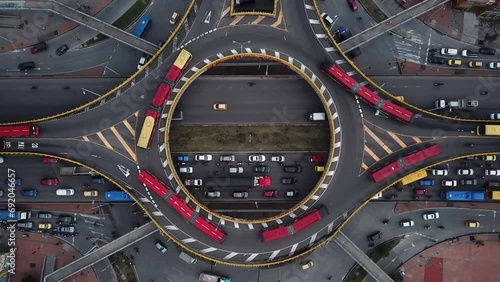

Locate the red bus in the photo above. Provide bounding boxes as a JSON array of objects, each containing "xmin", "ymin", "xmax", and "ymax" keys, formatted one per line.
[
  {"xmin": 260, "ymin": 206, "xmax": 328, "ymax": 242},
  {"xmin": 291, "ymin": 206, "xmax": 329, "ymax": 233},
  {"xmin": 370, "ymin": 144, "xmax": 441, "ymax": 183},
  {"xmin": 0, "ymin": 125, "xmax": 39, "ymax": 137},
  {"xmin": 322, "ymin": 63, "xmax": 413, "ymax": 123},
  {"xmin": 151, "ymin": 83, "xmax": 172, "ymax": 109},
  {"xmin": 165, "ymin": 49, "xmax": 192, "ymax": 84},
  {"xmin": 137, "ymin": 171, "xmax": 227, "ymax": 243},
  {"xmin": 137, "ymin": 109, "xmax": 159, "ymax": 149},
  {"xmin": 402, "ymin": 144, "xmax": 441, "ymax": 167}
]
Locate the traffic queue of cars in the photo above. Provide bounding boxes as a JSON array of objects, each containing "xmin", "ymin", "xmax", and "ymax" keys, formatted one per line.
[
  {"xmin": 175, "ymin": 153, "xmax": 325, "ymax": 199},
  {"xmin": 2, "ymin": 157, "xmax": 104, "ymax": 199},
  {"xmin": 13, "ymin": 212, "xmax": 78, "ymax": 237},
  {"xmin": 428, "ymin": 47, "xmax": 499, "ymax": 69}
]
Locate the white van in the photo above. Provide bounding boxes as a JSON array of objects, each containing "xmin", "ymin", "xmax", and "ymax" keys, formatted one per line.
[
  {"xmin": 178, "ymin": 252, "xmax": 197, "ymax": 264},
  {"xmin": 228, "ymin": 167, "xmax": 243, "ymax": 174},
  {"xmin": 56, "ymin": 188, "xmax": 75, "ymax": 196}
]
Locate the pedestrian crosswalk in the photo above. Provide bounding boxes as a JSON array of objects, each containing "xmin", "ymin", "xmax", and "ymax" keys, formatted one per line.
[
  {"xmin": 360, "ymin": 120, "xmax": 433, "ymax": 175},
  {"xmin": 80, "ymin": 112, "xmax": 139, "ymax": 162}
]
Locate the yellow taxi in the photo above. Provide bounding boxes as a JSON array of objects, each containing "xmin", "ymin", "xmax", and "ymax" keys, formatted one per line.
[
  {"xmin": 465, "ymin": 221, "xmax": 479, "ymax": 228},
  {"xmin": 468, "ymin": 61, "xmax": 483, "ymax": 68},
  {"xmin": 38, "ymin": 222, "xmax": 53, "ymax": 230},
  {"xmin": 447, "ymin": 59, "xmax": 461, "ymax": 67},
  {"xmin": 213, "ymin": 103, "xmax": 227, "ymax": 111},
  {"xmin": 300, "ymin": 260, "xmax": 314, "ymax": 270},
  {"xmin": 482, "ymin": 155, "xmax": 496, "ymax": 161},
  {"xmin": 315, "ymin": 166, "xmax": 325, "ymax": 172},
  {"xmin": 84, "ymin": 190, "xmax": 99, "ymax": 197}
]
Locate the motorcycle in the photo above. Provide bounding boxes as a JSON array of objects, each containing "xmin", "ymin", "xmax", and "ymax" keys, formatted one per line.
[
  {"xmin": 481, "ymin": 91, "xmax": 488, "ymax": 95},
  {"xmin": 424, "ymin": 225, "xmax": 431, "ymax": 229},
  {"xmin": 433, "ymin": 82, "xmax": 444, "ymax": 86}
]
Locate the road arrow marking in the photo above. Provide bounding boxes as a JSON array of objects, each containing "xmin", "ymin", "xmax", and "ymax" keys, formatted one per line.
[{"xmin": 117, "ymin": 165, "xmax": 130, "ymax": 177}]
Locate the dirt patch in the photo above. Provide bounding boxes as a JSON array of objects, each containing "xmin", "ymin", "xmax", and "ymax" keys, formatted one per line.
[{"xmin": 168, "ymin": 125, "xmax": 331, "ymax": 152}]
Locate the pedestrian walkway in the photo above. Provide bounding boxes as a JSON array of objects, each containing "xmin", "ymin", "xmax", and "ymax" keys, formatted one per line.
[
  {"xmin": 400, "ymin": 233, "xmax": 500, "ymax": 282},
  {"xmin": 395, "ymin": 201, "xmax": 500, "ymax": 213},
  {"xmin": 0, "ymin": 0, "xmax": 114, "ymax": 52},
  {"xmin": 339, "ymin": 0, "xmax": 450, "ymax": 52},
  {"xmin": 394, "ymin": 58, "xmax": 500, "ymax": 76},
  {"xmin": 11, "ymin": 232, "xmax": 98, "ymax": 282},
  {"xmin": 43, "ymin": 221, "xmax": 157, "ymax": 282},
  {"xmin": 334, "ymin": 231, "xmax": 394, "ymax": 282}
]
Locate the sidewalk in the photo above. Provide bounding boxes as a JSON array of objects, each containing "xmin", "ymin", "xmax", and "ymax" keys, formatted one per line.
[
  {"xmin": 11, "ymin": 232, "xmax": 98, "ymax": 282},
  {"xmin": 395, "ymin": 201, "xmax": 500, "ymax": 213},
  {"xmin": 401, "ymin": 233, "xmax": 500, "ymax": 282},
  {"xmin": 0, "ymin": 0, "xmax": 120, "ymax": 52}
]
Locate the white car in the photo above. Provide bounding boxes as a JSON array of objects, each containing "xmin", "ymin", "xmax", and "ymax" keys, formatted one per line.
[
  {"xmin": 204, "ymin": 191, "xmax": 220, "ymax": 198},
  {"xmin": 441, "ymin": 180, "xmax": 457, "ymax": 187},
  {"xmin": 137, "ymin": 54, "xmax": 150, "ymax": 70},
  {"xmin": 440, "ymin": 48, "xmax": 458, "ymax": 56},
  {"xmin": 429, "ymin": 169, "xmax": 448, "ymax": 176},
  {"xmin": 271, "ymin": 156, "xmax": 285, "ymax": 162},
  {"xmin": 228, "ymin": 167, "xmax": 244, "ymax": 174},
  {"xmin": 56, "ymin": 188, "xmax": 75, "ymax": 196},
  {"xmin": 400, "ymin": 220, "xmax": 414, "ymax": 227},
  {"xmin": 485, "ymin": 169, "xmax": 500, "ymax": 176},
  {"xmin": 184, "ymin": 179, "xmax": 202, "ymax": 186},
  {"xmin": 195, "ymin": 154, "xmax": 212, "ymax": 161},
  {"xmin": 457, "ymin": 168, "xmax": 474, "ymax": 175},
  {"xmin": 490, "ymin": 113, "xmax": 500, "ymax": 120},
  {"xmin": 179, "ymin": 167, "xmax": 193, "ymax": 174},
  {"xmin": 488, "ymin": 62, "xmax": 500, "ymax": 70},
  {"xmin": 249, "ymin": 155, "xmax": 266, "ymax": 162},
  {"xmin": 423, "ymin": 212, "xmax": 439, "ymax": 220}
]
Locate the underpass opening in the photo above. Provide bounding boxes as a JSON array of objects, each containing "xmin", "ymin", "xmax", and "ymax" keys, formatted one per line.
[{"xmin": 164, "ymin": 55, "xmax": 338, "ymax": 223}]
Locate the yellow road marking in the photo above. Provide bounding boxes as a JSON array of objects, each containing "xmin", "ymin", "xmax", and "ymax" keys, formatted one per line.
[
  {"xmin": 221, "ymin": 6, "xmax": 230, "ymax": 18},
  {"xmin": 230, "ymin": 15, "xmax": 244, "ymax": 26},
  {"xmin": 123, "ymin": 120, "xmax": 135, "ymax": 136},
  {"xmin": 412, "ymin": 136, "xmax": 422, "ymax": 143},
  {"xmin": 387, "ymin": 131, "xmax": 407, "ymax": 148},
  {"xmin": 364, "ymin": 145, "xmax": 380, "ymax": 161},
  {"xmin": 82, "ymin": 136, "xmax": 90, "ymax": 142},
  {"xmin": 251, "ymin": 16, "xmax": 265, "ymax": 25},
  {"xmin": 364, "ymin": 126, "xmax": 393, "ymax": 154},
  {"xmin": 96, "ymin": 132, "xmax": 113, "ymax": 150},
  {"xmin": 361, "ymin": 162, "xmax": 368, "ymax": 169},
  {"xmin": 110, "ymin": 126, "xmax": 136, "ymax": 161},
  {"xmin": 271, "ymin": 8, "xmax": 283, "ymax": 28}
]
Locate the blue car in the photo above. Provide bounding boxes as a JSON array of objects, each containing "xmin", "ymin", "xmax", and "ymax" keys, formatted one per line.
[
  {"xmin": 5, "ymin": 178, "xmax": 22, "ymax": 186},
  {"xmin": 21, "ymin": 189, "xmax": 38, "ymax": 197},
  {"xmin": 419, "ymin": 179, "xmax": 435, "ymax": 186},
  {"xmin": 176, "ymin": 155, "xmax": 189, "ymax": 162},
  {"xmin": 91, "ymin": 177, "xmax": 105, "ymax": 184}
]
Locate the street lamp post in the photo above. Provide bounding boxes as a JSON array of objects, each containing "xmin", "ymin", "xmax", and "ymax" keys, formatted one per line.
[{"xmin": 232, "ymin": 40, "xmax": 251, "ymax": 55}]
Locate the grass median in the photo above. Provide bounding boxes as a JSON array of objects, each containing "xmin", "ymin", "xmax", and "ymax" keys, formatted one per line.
[
  {"xmin": 85, "ymin": 0, "xmax": 151, "ymax": 46},
  {"xmin": 358, "ymin": 0, "xmax": 388, "ymax": 22},
  {"xmin": 168, "ymin": 125, "xmax": 331, "ymax": 152}
]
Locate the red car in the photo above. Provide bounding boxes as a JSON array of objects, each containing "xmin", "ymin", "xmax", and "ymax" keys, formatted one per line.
[
  {"xmin": 41, "ymin": 178, "xmax": 59, "ymax": 186},
  {"xmin": 264, "ymin": 190, "xmax": 279, "ymax": 197},
  {"xmin": 311, "ymin": 155, "xmax": 323, "ymax": 163},
  {"xmin": 348, "ymin": 0, "xmax": 358, "ymax": 11},
  {"xmin": 42, "ymin": 157, "xmax": 58, "ymax": 163}
]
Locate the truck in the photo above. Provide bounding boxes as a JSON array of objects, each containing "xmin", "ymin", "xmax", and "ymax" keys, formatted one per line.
[
  {"xmin": 306, "ymin": 112, "xmax": 326, "ymax": 121},
  {"xmin": 199, "ymin": 273, "xmax": 231, "ymax": 282},
  {"xmin": 435, "ymin": 99, "xmax": 478, "ymax": 110},
  {"xmin": 0, "ymin": 210, "xmax": 31, "ymax": 222},
  {"xmin": 487, "ymin": 190, "xmax": 500, "ymax": 200},
  {"xmin": 59, "ymin": 167, "xmax": 97, "ymax": 176},
  {"xmin": 205, "ymin": 176, "xmax": 271, "ymax": 187},
  {"xmin": 443, "ymin": 191, "xmax": 485, "ymax": 202}
]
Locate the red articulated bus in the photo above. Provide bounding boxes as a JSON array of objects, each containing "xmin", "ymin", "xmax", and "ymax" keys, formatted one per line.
[
  {"xmin": 136, "ymin": 109, "xmax": 159, "ymax": 150},
  {"xmin": 165, "ymin": 49, "xmax": 192, "ymax": 84},
  {"xmin": 370, "ymin": 144, "xmax": 441, "ymax": 183},
  {"xmin": 137, "ymin": 171, "xmax": 227, "ymax": 243},
  {"xmin": 0, "ymin": 125, "xmax": 39, "ymax": 137},
  {"xmin": 151, "ymin": 83, "xmax": 172, "ymax": 109},
  {"xmin": 321, "ymin": 63, "xmax": 413, "ymax": 123},
  {"xmin": 260, "ymin": 206, "xmax": 328, "ymax": 242}
]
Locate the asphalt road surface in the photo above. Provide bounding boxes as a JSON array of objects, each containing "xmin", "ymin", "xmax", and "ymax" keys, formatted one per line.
[
  {"xmin": 371, "ymin": 76, "xmax": 500, "ymax": 119},
  {"xmin": 0, "ymin": 77, "xmax": 124, "ymax": 122},
  {"xmin": 176, "ymin": 75, "xmax": 326, "ymax": 124}
]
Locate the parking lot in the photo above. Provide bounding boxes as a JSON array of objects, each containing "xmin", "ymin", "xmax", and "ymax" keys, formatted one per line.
[{"xmin": 172, "ymin": 152, "xmax": 327, "ymax": 213}]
